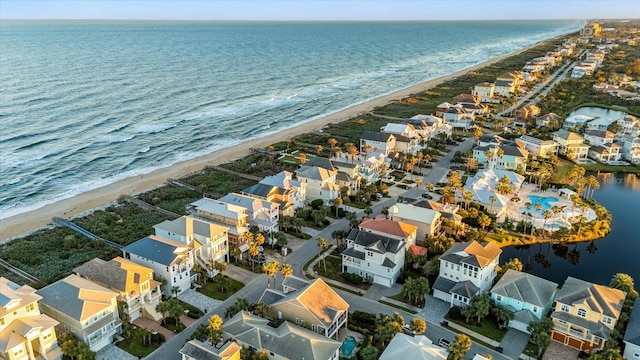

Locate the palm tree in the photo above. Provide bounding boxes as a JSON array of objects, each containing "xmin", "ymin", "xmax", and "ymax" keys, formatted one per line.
[
  {"xmin": 252, "ymin": 301, "xmax": 271, "ymax": 319},
  {"xmin": 542, "ymin": 209, "xmax": 553, "ymax": 233},
  {"xmin": 410, "ymin": 318, "xmax": 427, "ymax": 335},
  {"xmin": 425, "ymin": 182, "xmax": 435, "ymax": 193},
  {"xmin": 488, "ymin": 195, "xmax": 497, "ymax": 213},
  {"xmin": 315, "ymin": 144, "xmax": 323, "ymax": 156},
  {"xmin": 331, "ymin": 197, "xmax": 343, "ymax": 217},
  {"xmin": 327, "ymin": 138, "xmax": 338, "ymax": 156},
  {"xmin": 448, "ymin": 334, "xmax": 472, "ymax": 360},
  {"xmin": 317, "ymin": 238, "xmax": 329, "ymax": 272},
  {"xmin": 262, "ymin": 260, "xmax": 280, "ymax": 288},
  {"xmin": 155, "ymin": 300, "xmax": 171, "ymax": 325},
  {"xmin": 415, "ymin": 178, "xmax": 423, "ymax": 196},
  {"xmin": 280, "ymin": 263, "xmax": 293, "ymax": 285},
  {"xmin": 230, "ymin": 246, "xmax": 242, "ymax": 264},
  {"xmin": 524, "ymin": 202, "xmax": 532, "ymax": 234},
  {"xmin": 533, "ymin": 202, "xmax": 542, "ymax": 234},
  {"xmin": 248, "ymin": 242, "xmax": 260, "ymax": 271},
  {"xmin": 207, "ymin": 314, "xmax": 224, "ymax": 346},
  {"xmin": 299, "ymin": 152, "xmax": 307, "ymax": 164},
  {"xmin": 171, "ymin": 286, "xmax": 180, "ymax": 298}
]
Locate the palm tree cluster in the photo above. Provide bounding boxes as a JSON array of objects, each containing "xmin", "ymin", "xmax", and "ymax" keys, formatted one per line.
[
  {"xmin": 401, "ymin": 277, "xmax": 430, "ymax": 306},
  {"xmin": 155, "ymin": 298, "xmax": 185, "ymax": 326}
]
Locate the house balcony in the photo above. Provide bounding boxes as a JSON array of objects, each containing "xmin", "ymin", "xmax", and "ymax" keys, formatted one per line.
[{"xmin": 342, "ymin": 257, "xmax": 362, "ymax": 268}]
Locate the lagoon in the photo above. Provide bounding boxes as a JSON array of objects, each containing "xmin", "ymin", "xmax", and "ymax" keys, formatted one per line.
[{"xmin": 501, "ymin": 173, "xmax": 640, "ymax": 286}]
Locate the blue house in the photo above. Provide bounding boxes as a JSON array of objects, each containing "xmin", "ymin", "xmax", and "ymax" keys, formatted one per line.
[{"xmin": 490, "ymin": 270, "xmax": 558, "ymax": 333}]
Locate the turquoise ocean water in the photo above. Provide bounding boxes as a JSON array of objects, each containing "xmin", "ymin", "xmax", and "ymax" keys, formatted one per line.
[{"xmin": 0, "ymin": 20, "xmax": 583, "ymax": 218}]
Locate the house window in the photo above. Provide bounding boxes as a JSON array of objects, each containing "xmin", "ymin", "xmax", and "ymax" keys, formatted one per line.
[
  {"xmin": 561, "ymin": 304, "xmax": 570, "ymax": 312},
  {"xmin": 603, "ymin": 316, "xmax": 612, "ymax": 325},
  {"xmin": 496, "ymin": 295, "xmax": 502, "ymax": 301},
  {"xmin": 533, "ymin": 306, "xmax": 538, "ymax": 313},
  {"xmin": 27, "ymin": 303, "xmax": 35, "ymax": 312},
  {"xmin": 444, "ymin": 262, "xmax": 448, "ymax": 268},
  {"xmin": 295, "ymin": 318, "xmax": 300, "ymax": 324},
  {"xmin": 577, "ymin": 308, "xmax": 587, "ymax": 317}
]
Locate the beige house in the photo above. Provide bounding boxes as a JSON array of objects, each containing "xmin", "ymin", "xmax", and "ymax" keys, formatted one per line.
[
  {"xmin": 73, "ymin": 257, "xmax": 163, "ymax": 321},
  {"xmin": 388, "ymin": 203, "xmax": 442, "ymax": 243},
  {"xmin": 189, "ymin": 198, "xmax": 250, "ymax": 251},
  {"xmin": 0, "ymin": 277, "xmax": 62, "ymax": 360},
  {"xmin": 180, "ymin": 340, "xmax": 241, "ymax": 360},
  {"xmin": 360, "ymin": 131, "xmax": 396, "ymax": 157},
  {"xmin": 472, "ymin": 82, "xmax": 498, "ymax": 103},
  {"xmin": 550, "ymin": 277, "xmax": 626, "ymax": 352},
  {"xmin": 224, "ymin": 311, "xmax": 341, "ymax": 360},
  {"xmin": 38, "ymin": 275, "xmax": 121, "ymax": 352},
  {"xmin": 516, "ymin": 135, "xmax": 558, "ymax": 159},
  {"xmin": 553, "ymin": 130, "xmax": 589, "ymax": 159},
  {"xmin": 241, "ymin": 171, "xmax": 306, "ymax": 217},
  {"xmin": 259, "ymin": 277, "xmax": 349, "ymax": 339},
  {"xmin": 296, "ymin": 159, "xmax": 340, "ymax": 205}
]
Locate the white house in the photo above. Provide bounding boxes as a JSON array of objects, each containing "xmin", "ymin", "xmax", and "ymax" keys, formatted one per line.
[
  {"xmin": 588, "ymin": 143, "xmax": 622, "ymax": 163},
  {"xmin": 623, "ymin": 298, "xmax": 640, "ymax": 360},
  {"xmin": 473, "ymin": 82, "xmax": 499, "ymax": 103},
  {"xmin": 153, "ymin": 216, "xmax": 229, "ymax": 277},
  {"xmin": 490, "ymin": 270, "xmax": 558, "ymax": 333},
  {"xmin": 38, "ymin": 275, "xmax": 121, "ymax": 352},
  {"xmin": 621, "ymin": 135, "xmax": 640, "ymax": 164},
  {"xmin": 180, "ymin": 340, "xmax": 242, "ymax": 360},
  {"xmin": 360, "ymin": 131, "xmax": 396, "ymax": 157},
  {"xmin": 342, "ymin": 228, "xmax": 406, "ymax": 287},
  {"xmin": 461, "ymin": 168, "xmax": 525, "ymax": 216},
  {"xmin": 442, "ymin": 107, "xmax": 474, "ymax": 130},
  {"xmin": 189, "ymin": 197, "xmax": 250, "ymax": 251},
  {"xmin": 404, "ymin": 114, "xmax": 452, "ymax": 139},
  {"xmin": 380, "ymin": 334, "xmax": 447, "ymax": 360},
  {"xmin": 433, "ymin": 241, "xmax": 502, "ymax": 307},
  {"xmin": 388, "ymin": 203, "xmax": 442, "ymax": 243},
  {"xmin": 122, "ymin": 235, "xmax": 195, "ymax": 296},
  {"xmin": 296, "ymin": 161, "xmax": 340, "ymax": 204},
  {"xmin": 218, "ymin": 193, "xmax": 280, "ymax": 234},
  {"xmin": 536, "ymin": 113, "xmax": 562, "ymax": 129}
]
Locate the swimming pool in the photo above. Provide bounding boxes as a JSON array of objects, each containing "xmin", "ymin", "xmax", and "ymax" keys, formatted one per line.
[
  {"xmin": 519, "ymin": 196, "xmax": 559, "ymax": 214},
  {"xmin": 341, "ymin": 336, "xmax": 357, "ymax": 356}
]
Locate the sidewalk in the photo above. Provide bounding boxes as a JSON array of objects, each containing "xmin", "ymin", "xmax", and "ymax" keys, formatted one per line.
[
  {"xmin": 225, "ymin": 263, "xmax": 259, "ymax": 284},
  {"xmin": 304, "ymin": 244, "xmax": 367, "ymax": 295}
]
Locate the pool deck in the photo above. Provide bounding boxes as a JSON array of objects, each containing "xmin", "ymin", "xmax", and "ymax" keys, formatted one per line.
[{"xmin": 499, "ymin": 183, "xmax": 597, "ymax": 231}]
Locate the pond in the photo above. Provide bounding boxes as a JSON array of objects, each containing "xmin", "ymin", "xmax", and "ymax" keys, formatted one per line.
[
  {"xmin": 566, "ymin": 106, "xmax": 628, "ymax": 123},
  {"xmin": 500, "ymin": 173, "xmax": 640, "ymax": 286}
]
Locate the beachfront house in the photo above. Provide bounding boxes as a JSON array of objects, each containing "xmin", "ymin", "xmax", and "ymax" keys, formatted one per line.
[
  {"xmin": 473, "ymin": 82, "xmax": 499, "ymax": 103},
  {"xmin": 490, "ymin": 270, "xmax": 558, "ymax": 333},
  {"xmin": 189, "ymin": 198, "xmax": 250, "ymax": 251},
  {"xmin": 516, "ymin": 135, "xmax": 558, "ymax": 159},
  {"xmin": 623, "ymin": 298, "xmax": 640, "ymax": 360},
  {"xmin": 295, "ymin": 158, "xmax": 340, "ymax": 205},
  {"xmin": 218, "ymin": 193, "xmax": 279, "ymax": 234},
  {"xmin": 331, "ymin": 159, "xmax": 362, "ymax": 192},
  {"xmin": 73, "ymin": 257, "xmax": 163, "ymax": 322},
  {"xmin": 360, "ymin": 131, "xmax": 396, "ymax": 157},
  {"xmin": 258, "ymin": 276, "xmax": 349, "ymax": 339},
  {"xmin": 404, "ymin": 114, "xmax": 453, "ymax": 140},
  {"xmin": 433, "ymin": 241, "xmax": 502, "ymax": 307},
  {"xmin": 0, "ymin": 277, "xmax": 62, "ymax": 360},
  {"xmin": 180, "ymin": 339, "xmax": 242, "ymax": 360},
  {"xmin": 223, "ymin": 311, "xmax": 341, "ymax": 360},
  {"xmin": 342, "ymin": 228, "xmax": 407, "ymax": 288},
  {"xmin": 240, "ymin": 170, "xmax": 306, "ymax": 217},
  {"xmin": 38, "ymin": 275, "xmax": 121, "ymax": 352},
  {"xmin": 154, "ymin": 215, "xmax": 229, "ymax": 276},
  {"xmin": 380, "ymin": 334, "xmax": 447, "ymax": 360},
  {"xmin": 460, "ymin": 168, "xmax": 524, "ymax": 216},
  {"xmin": 387, "ymin": 203, "xmax": 442, "ymax": 243},
  {"xmin": 472, "ymin": 144, "xmax": 528, "ymax": 171},
  {"xmin": 553, "ymin": 130, "xmax": 589, "ymax": 160},
  {"xmin": 122, "ymin": 235, "xmax": 195, "ymax": 297},
  {"xmin": 550, "ymin": 276, "xmax": 626, "ymax": 352}
]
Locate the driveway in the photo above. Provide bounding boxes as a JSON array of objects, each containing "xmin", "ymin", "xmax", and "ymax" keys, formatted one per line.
[{"xmin": 543, "ymin": 341, "xmax": 579, "ymax": 360}]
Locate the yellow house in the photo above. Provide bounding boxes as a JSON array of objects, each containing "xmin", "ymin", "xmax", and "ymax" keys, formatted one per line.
[
  {"xmin": 550, "ymin": 277, "xmax": 626, "ymax": 352},
  {"xmin": 0, "ymin": 277, "xmax": 62, "ymax": 360}
]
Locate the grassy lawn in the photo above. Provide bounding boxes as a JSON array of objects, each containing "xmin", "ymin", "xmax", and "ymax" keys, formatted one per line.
[
  {"xmin": 446, "ymin": 307, "xmax": 506, "ymax": 342},
  {"xmin": 117, "ymin": 327, "xmax": 164, "ymax": 357},
  {"xmin": 180, "ymin": 168, "xmax": 258, "ymax": 196},
  {"xmin": 314, "ymin": 255, "xmax": 371, "ymax": 291},
  {"xmin": 136, "ymin": 184, "xmax": 200, "ymax": 215},
  {"xmin": 162, "ymin": 318, "xmax": 186, "ymax": 333},
  {"xmin": 220, "ymin": 153, "xmax": 299, "ymax": 178},
  {"xmin": 198, "ymin": 275, "xmax": 245, "ymax": 300}
]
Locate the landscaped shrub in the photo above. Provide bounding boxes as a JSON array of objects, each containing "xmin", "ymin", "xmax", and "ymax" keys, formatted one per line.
[
  {"xmin": 342, "ymin": 272, "xmax": 364, "ymax": 285},
  {"xmin": 310, "ymin": 199, "xmax": 324, "ymax": 210}
]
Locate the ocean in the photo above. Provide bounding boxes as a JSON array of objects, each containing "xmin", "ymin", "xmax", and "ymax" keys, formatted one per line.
[{"xmin": 0, "ymin": 20, "xmax": 584, "ymax": 219}]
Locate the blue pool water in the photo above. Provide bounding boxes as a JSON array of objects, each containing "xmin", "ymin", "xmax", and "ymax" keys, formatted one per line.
[
  {"xmin": 341, "ymin": 336, "xmax": 357, "ymax": 356},
  {"xmin": 519, "ymin": 196, "xmax": 559, "ymax": 214}
]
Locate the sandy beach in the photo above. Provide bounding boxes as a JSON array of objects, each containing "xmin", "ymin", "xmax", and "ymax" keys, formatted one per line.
[{"xmin": 0, "ymin": 40, "xmax": 547, "ymax": 241}]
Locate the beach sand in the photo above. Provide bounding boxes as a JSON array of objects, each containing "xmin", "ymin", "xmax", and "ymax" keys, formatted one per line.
[{"xmin": 0, "ymin": 41, "xmax": 544, "ymax": 241}]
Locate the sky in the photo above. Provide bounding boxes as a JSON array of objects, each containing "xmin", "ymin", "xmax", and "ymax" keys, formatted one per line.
[{"xmin": 1, "ymin": 0, "xmax": 640, "ymax": 21}]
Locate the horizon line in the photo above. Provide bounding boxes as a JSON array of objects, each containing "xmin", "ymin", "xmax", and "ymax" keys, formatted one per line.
[{"xmin": 0, "ymin": 18, "xmax": 597, "ymax": 22}]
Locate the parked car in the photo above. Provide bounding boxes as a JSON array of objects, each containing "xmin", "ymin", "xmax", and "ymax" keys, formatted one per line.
[
  {"xmin": 438, "ymin": 338, "xmax": 451, "ymax": 349},
  {"xmin": 403, "ymin": 323, "xmax": 415, "ymax": 335},
  {"xmin": 375, "ymin": 193, "xmax": 384, "ymax": 199},
  {"xmin": 421, "ymin": 193, "xmax": 433, "ymax": 199}
]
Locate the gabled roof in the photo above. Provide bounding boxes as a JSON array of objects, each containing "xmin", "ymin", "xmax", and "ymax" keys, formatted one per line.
[
  {"xmin": 266, "ymin": 278, "xmax": 349, "ymax": 327},
  {"xmin": 305, "ymin": 156, "xmax": 335, "ymax": 171},
  {"xmin": 74, "ymin": 257, "xmax": 157, "ymax": 295},
  {"xmin": 555, "ymin": 277, "xmax": 626, "ymax": 319},
  {"xmin": 0, "ymin": 314, "xmax": 59, "ymax": 353},
  {"xmin": 190, "ymin": 198, "xmax": 248, "ymax": 220},
  {"xmin": 440, "ymin": 241, "xmax": 502, "ymax": 268},
  {"xmin": 38, "ymin": 274, "xmax": 118, "ymax": 322},
  {"xmin": 179, "ymin": 340, "xmax": 242, "ymax": 360},
  {"xmin": 296, "ymin": 165, "xmax": 337, "ymax": 182},
  {"xmin": 491, "ymin": 270, "xmax": 558, "ymax": 307},
  {"xmin": 154, "ymin": 216, "xmax": 228, "ymax": 240},
  {"xmin": 359, "ymin": 217, "xmax": 417, "ymax": 239},
  {"xmin": 450, "ymin": 280, "xmax": 480, "ymax": 298},
  {"xmin": 388, "ymin": 203, "xmax": 439, "ymax": 224},
  {"xmin": 554, "ymin": 129, "xmax": 584, "ymax": 141},
  {"xmin": 219, "ymin": 193, "xmax": 277, "ymax": 213},
  {"xmin": 584, "ymin": 130, "xmax": 615, "ymax": 139},
  {"xmin": 0, "ymin": 277, "xmax": 40, "ymax": 317},
  {"xmin": 380, "ymin": 333, "xmax": 447, "ymax": 360},
  {"xmin": 242, "ymin": 182, "xmax": 277, "ymax": 198},
  {"xmin": 624, "ymin": 298, "xmax": 640, "ymax": 346},
  {"xmin": 223, "ymin": 311, "xmax": 341, "ymax": 360},
  {"xmin": 361, "ymin": 131, "xmax": 394, "ymax": 142},
  {"xmin": 122, "ymin": 235, "xmax": 191, "ymax": 266},
  {"xmin": 346, "ymin": 228, "xmax": 405, "ymax": 255}
]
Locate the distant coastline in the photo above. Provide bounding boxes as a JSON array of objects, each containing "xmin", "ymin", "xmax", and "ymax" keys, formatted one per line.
[{"xmin": 0, "ymin": 28, "xmax": 576, "ymax": 241}]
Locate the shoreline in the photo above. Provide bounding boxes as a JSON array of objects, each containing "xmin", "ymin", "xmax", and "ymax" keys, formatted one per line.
[{"xmin": 0, "ymin": 35, "xmax": 563, "ymax": 242}]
